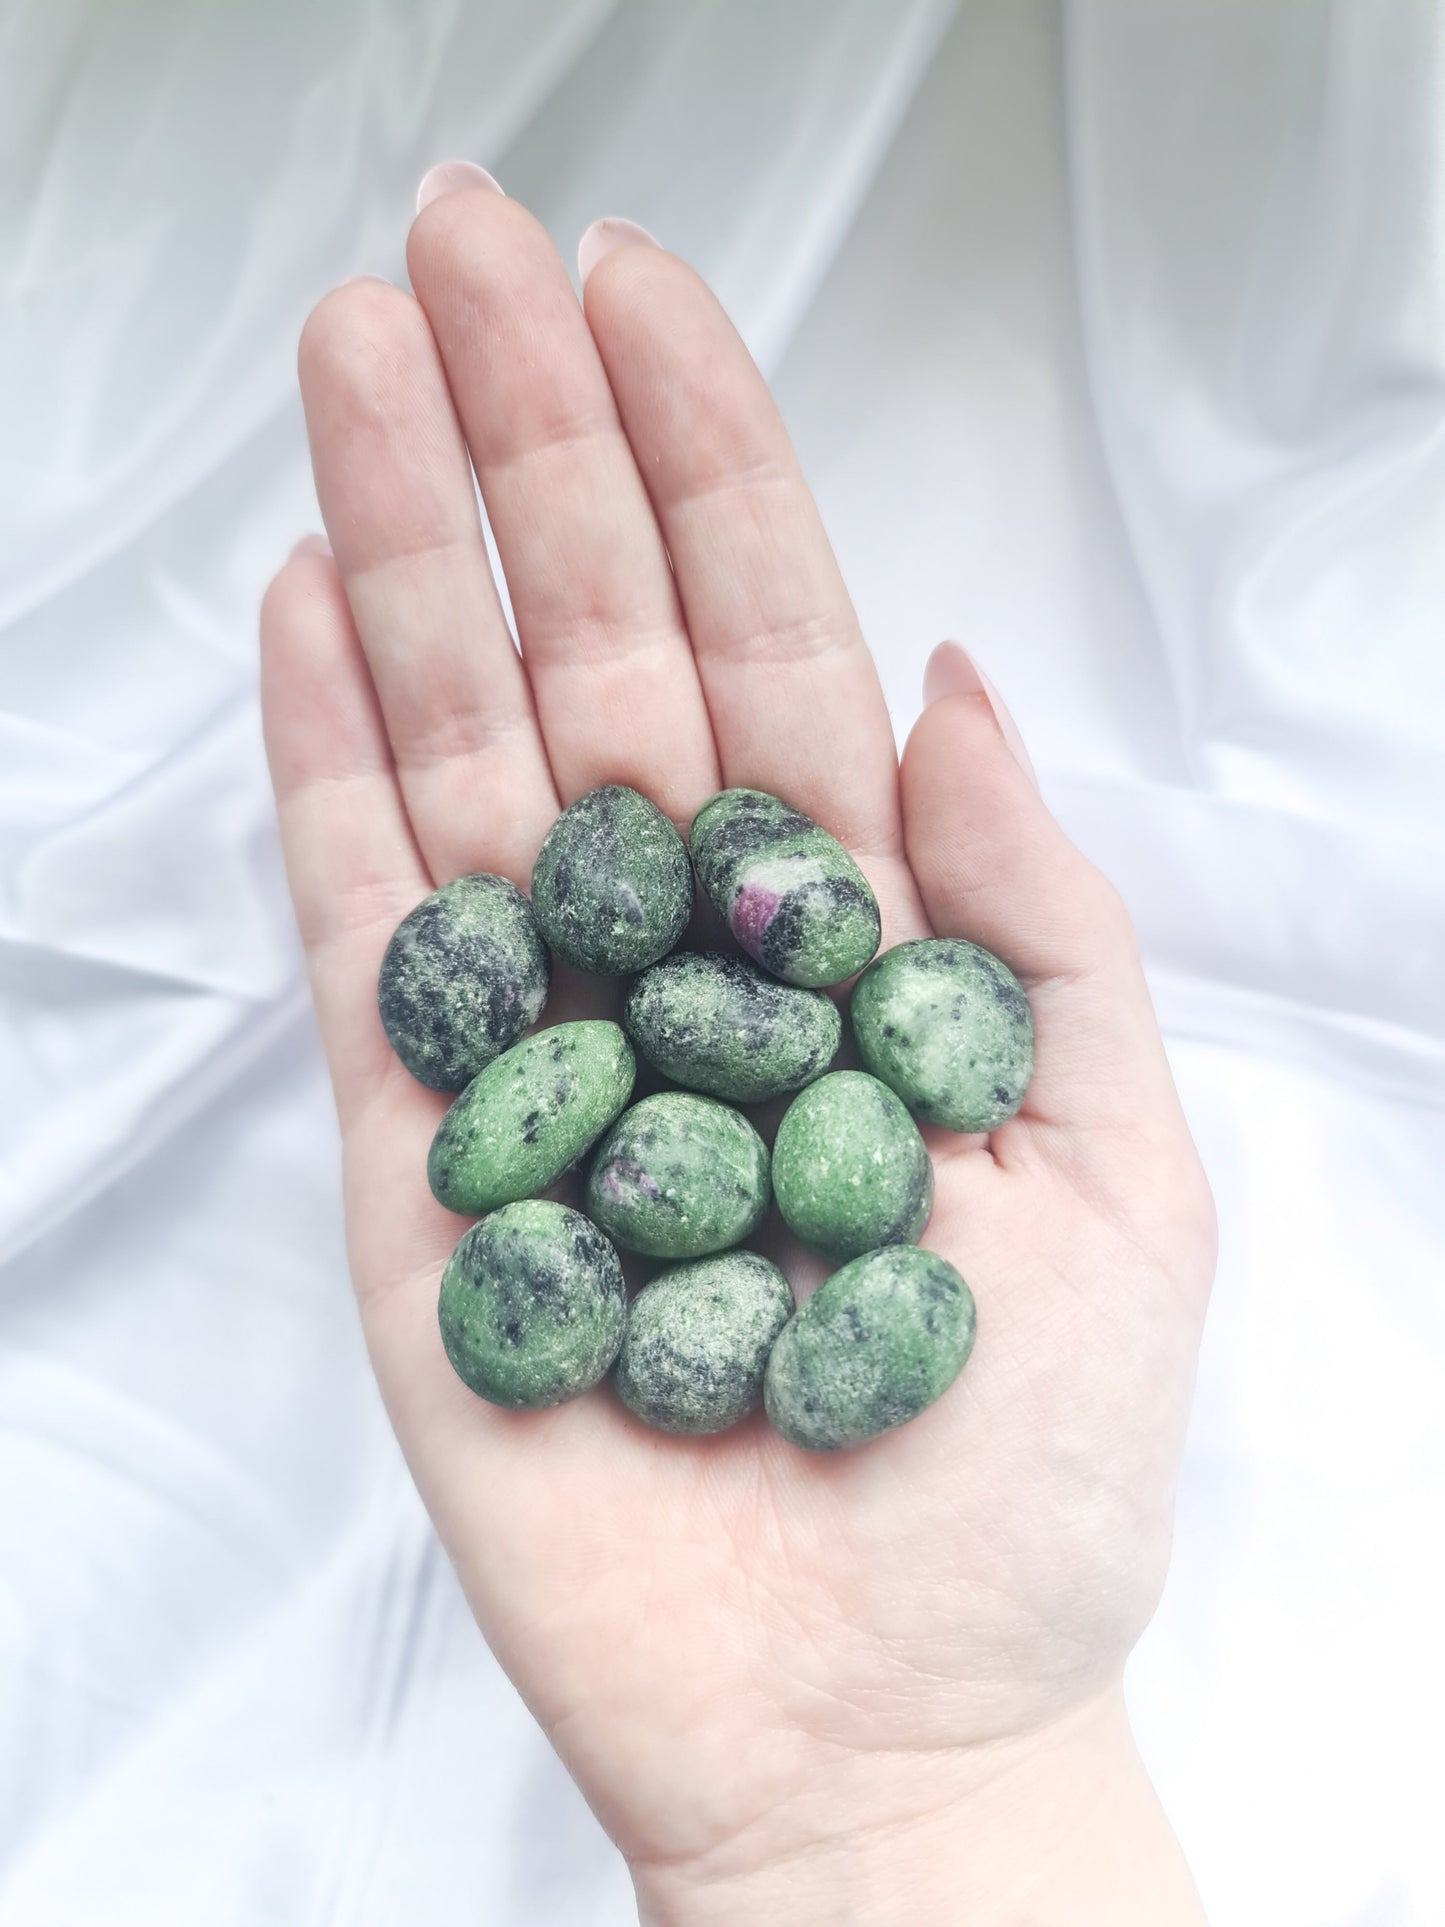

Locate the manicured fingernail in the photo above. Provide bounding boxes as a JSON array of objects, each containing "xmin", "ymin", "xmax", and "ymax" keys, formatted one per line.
[
  {"xmin": 290, "ymin": 533, "xmax": 332, "ymax": 560},
  {"xmin": 416, "ymin": 160, "xmax": 503, "ymax": 213},
  {"xmin": 577, "ymin": 216, "xmax": 659, "ymax": 287},
  {"xmin": 924, "ymin": 642, "xmax": 1039, "ymax": 789}
]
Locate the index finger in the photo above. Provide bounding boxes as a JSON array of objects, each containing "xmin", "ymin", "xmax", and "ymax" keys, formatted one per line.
[{"xmin": 579, "ymin": 226, "xmax": 905, "ymax": 867}]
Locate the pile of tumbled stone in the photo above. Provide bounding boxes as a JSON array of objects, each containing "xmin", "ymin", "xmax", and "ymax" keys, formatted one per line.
[{"xmin": 377, "ymin": 786, "xmax": 1033, "ymax": 1451}]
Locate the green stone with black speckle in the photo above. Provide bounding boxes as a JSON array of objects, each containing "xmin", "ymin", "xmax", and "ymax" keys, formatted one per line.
[
  {"xmin": 377, "ymin": 873, "xmax": 550, "ymax": 1091},
  {"xmin": 623, "ymin": 951, "xmax": 841, "ymax": 1103},
  {"xmin": 689, "ymin": 789, "xmax": 881, "ymax": 988},
  {"xmin": 771, "ymin": 1071, "xmax": 932, "ymax": 1261},
  {"xmin": 428, "ymin": 1022, "xmax": 635, "ymax": 1216},
  {"xmin": 531, "ymin": 784, "xmax": 692, "ymax": 974},
  {"xmin": 851, "ymin": 938, "xmax": 1033, "ymax": 1133},
  {"xmin": 438, "ymin": 1201, "xmax": 625, "ymax": 1408},
  {"xmin": 764, "ymin": 1245, "xmax": 976, "ymax": 1451},
  {"xmin": 613, "ymin": 1251, "xmax": 794, "ymax": 1434},
  {"xmin": 585, "ymin": 1091, "xmax": 770, "ymax": 1260}
]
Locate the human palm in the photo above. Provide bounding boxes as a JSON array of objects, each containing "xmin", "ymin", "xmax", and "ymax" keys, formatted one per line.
[{"xmin": 262, "ymin": 184, "xmax": 1214, "ymax": 1911}]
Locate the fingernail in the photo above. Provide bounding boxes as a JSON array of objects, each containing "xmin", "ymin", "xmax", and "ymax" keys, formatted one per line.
[
  {"xmin": 416, "ymin": 160, "xmax": 504, "ymax": 214},
  {"xmin": 578, "ymin": 216, "xmax": 660, "ymax": 287},
  {"xmin": 290, "ymin": 532, "xmax": 332, "ymax": 560},
  {"xmin": 924, "ymin": 642, "xmax": 1039, "ymax": 789}
]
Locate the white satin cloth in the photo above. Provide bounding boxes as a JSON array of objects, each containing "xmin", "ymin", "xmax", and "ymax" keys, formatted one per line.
[{"xmin": 2, "ymin": 4, "xmax": 1441, "ymax": 1923}]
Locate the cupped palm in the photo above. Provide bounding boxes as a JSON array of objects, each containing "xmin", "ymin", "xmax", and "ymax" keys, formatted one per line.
[{"xmin": 261, "ymin": 188, "xmax": 1214, "ymax": 1882}]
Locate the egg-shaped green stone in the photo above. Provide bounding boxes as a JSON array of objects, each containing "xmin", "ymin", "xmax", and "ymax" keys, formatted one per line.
[
  {"xmin": 689, "ymin": 789, "xmax": 881, "ymax": 988},
  {"xmin": 585, "ymin": 1091, "xmax": 770, "ymax": 1260},
  {"xmin": 764, "ymin": 1245, "xmax": 976, "ymax": 1452},
  {"xmin": 377, "ymin": 873, "xmax": 550, "ymax": 1091},
  {"xmin": 771, "ymin": 1071, "xmax": 932, "ymax": 1261},
  {"xmin": 439, "ymin": 1201, "xmax": 625, "ymax": 1408},
  {"xmin": 428, "ymin": 1021, "xmax": 635, "ymax": 1216},
  {"xmin": 530, "ymin": 784, "xmax": 692, "ymax": 974},
  {"xmin": 613, "ymin": 1251, "xmax": 794, "ymax": 1435},
  {"xmin": 851, "ymin": 938, "xmax": 1033, "ymax": 1133},
  {"xmin": 623, "ymin": 951, "xmax": 841, "ymax": 1103}
]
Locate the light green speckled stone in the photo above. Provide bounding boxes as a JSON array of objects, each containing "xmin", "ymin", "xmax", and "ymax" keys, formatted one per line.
[
  {"xmin": 377, "ymin": 873, "xmax": 550, "ymax": 1091},
  {"xmin": 771, "ymin": 1071, "xmax": 932, "ymax": 1261},
  {"xmin": 585, "ymin": 1092, "xmax": 770, "ymax": 1260},
  {"xmin": 428, "ymin": 1022, "xmax": 635, "ymax": 1216},
  {"xmin": 764, "ymin": 1245, "xmax": 976, "ymax": 1452},
  {"xmin": 851, "ymin": 939, "xmax": 1033, "ymax": 1133},
  {"xmin": 439, "ymin": 1201, "xmax": 625, "ymax": 1408},
  {"xmin": 623, "ymin": 951, "xmax": 841, "ymax": 1103},
  {"xmin": 531, "ymin": 784, "xmax": 692, "ymax": 974},
  {"xmin": 689, "ymin": 789, "xmax": 881, "ymax": 989},
  {"xmin": 613, "ymin": 1251, "xmax": 794, "ymax": 1435}
]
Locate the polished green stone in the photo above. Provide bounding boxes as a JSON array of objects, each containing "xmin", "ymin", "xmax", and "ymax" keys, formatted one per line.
[
  {"xmin": 689, "ymin": 789, "xmax": 881, "ymax": 989},
  {"xmin": 851, "ymin": 938, "xmax": 1034, "ymax": 1133},
  {"xmin": 771, "ymin": 1071, "xmax": 932, "ymax": 1261},
  {"xmin": 623, "ymin": 951, "xmax": 841, "ymax": 1103},
  {"xmin": 585, "ymin": 1091, "xmax": 770, "ymax": 1259},
  {"xmin": 377, "ymin": 873, "xmax": 550, "ymax": 1091},
  {"xmin": 764, "ymin": 1245, "xmax": 976, "ymax": 1452},
  {"xmin": 438, "ymin": 1201, "xmax": 625, "ymax": 1408},
  {"xmin": 613, "ymin": 1250, "xmax": 794, "ymax": 1435},
  {"xmin": 427, "ymin": 1022, "xmax": 635, "ymax": 1216},
  {"xmin": 531, "ymin": 784, "xmax": 692, "ymax": 974}
]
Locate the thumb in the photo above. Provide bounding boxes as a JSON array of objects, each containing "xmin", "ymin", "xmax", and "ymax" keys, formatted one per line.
[{"xmin": 901, "ymin": 644, "xmax": 1184, "ymax": 1149}]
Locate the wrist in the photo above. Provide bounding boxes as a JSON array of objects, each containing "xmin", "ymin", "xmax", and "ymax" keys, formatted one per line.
[{"xmin": 629, "ymin": 1688, "xmax": 1204, "ymax": 1927}]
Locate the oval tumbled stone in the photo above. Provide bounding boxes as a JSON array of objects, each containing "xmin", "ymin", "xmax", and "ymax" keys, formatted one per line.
[
  {"xmin": 623, "ymin": 951, "xmax": 841, "ymax": 1103},
  {"xmin": 531, "ymin": 784, "xmax": 692, "ymax": 974},
  {"xmin": 772, "ymin": 1071, "xmax": 932, "ymax": 1261},
  {"xmin": 439, "ymin": 1201, "xmax": 625, "ymax": 1408},
  {"xmin": 689, "ymin": 789, "xmax": 881, "ymax": 989},
  {"xmin": 613, "ymin": 1250, "xmax": 794, "ymax": 1435},
  {"xmin": 585, "ymin": 1091, "xmax": 770, "ymax": 1260},
  {"xmin": 764, "ymin": 1245, "xmax": 976, "ymax": 1452},
  {"xmin": 428, "ymin": 1021, "xmax": 635, "ymax": 1216},
  {"xmin": 377, "ymin": 873, "xmax": 550, "ymax": 1091},
  {"xmin": 851, "ymin": 938, "xmax": 1034, "ymax": 1133}
]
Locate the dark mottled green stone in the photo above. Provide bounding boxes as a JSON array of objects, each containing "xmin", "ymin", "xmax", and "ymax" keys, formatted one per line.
[
  {"xmin": 428, "ymin": 1022, "xmax": 635, "ymax": 1215},
  {"xmin": 623, "ymin": 951, "xmax": 841, "ymax": 1103},
  {"xmin": 585, "ymin": 1091, "xmax": 770, "ymax": 1259},
  {"xmin": 771, "ymin": 1071, "xmax": 932, "ymax": 1261},
  {"xmin": 530, "ymin": 784, "xmax": 692, "ymax": 974},
  {"xmin": 689, "ymin": 789, "xmax": 881, "ymax": 989},
  {"xmin": 851, "ymin": 939, "xmax": 1034, "ymax": 1133},
  {"xmin": 439, "ymin": 1201, "xmax": 625, "ymax": 1408},
  {"xmin": 613, "ymin": 1251, "xmax": 794, "ymax": 1435},
  {"xmin": 764, "ymin": 1245, "xmax": 976, "ymax": 1451},
  {"xmin": 377, "ymin": 873, "xmax": 550, "ymax": 1091}
]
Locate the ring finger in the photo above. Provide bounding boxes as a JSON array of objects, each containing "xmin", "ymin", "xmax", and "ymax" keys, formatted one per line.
[{"xmin": 298, "ymin": 276, "xmax": 558, "ymax": 887}]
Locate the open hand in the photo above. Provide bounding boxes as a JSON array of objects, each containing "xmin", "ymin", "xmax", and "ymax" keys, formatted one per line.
[{"xmin": 261, "ymin": 181, "xmax": 1214, "ymax": 1924}]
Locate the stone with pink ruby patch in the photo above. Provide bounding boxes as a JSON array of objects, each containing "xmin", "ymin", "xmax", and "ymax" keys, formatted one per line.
[
  {"xmin": 585, "ymin": 1091, "xmax": 770, "ymax": 1261},
  {"xmin": 688, "ymin": 789, "xmax": 881, "ymax": 989}
]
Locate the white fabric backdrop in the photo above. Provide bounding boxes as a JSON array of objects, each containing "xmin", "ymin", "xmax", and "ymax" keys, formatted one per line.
[{"xmin": 2, "ymin": 2, "xmax": 1441, "ymax": 1922}]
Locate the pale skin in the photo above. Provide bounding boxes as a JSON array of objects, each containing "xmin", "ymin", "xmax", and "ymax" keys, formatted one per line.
[{"xmin": 260, "ymin": 179, "xmax": 1217, "ymax": 1924}]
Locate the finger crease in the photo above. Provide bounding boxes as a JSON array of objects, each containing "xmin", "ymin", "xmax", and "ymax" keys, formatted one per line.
[
  {"xmin": 523, "ymin": 608, "xmax": 689, "ymax": 672},
  {"xmin": 346, "ymin": 526, "xmax": 489, "ymax": 581},
  {"xmin": 700, "ymin": 607, "xmax": 864, "ymax": 667},
  {"xmin": 477, "ymin": 413, "xmax": 622, "ymax": 481},
  {"xmin": 398, "ymin": 697, "xmax": 538, "ymax": 769},
  {"xmin": 664, "ymin": 452, "xmax": 800, "ymax": 515}
]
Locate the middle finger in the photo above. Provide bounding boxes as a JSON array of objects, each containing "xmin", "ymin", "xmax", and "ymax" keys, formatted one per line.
[{"xmin": 406, "ymin": 185, "xmax": 721, "ymax": 824}]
